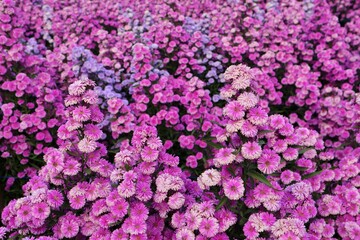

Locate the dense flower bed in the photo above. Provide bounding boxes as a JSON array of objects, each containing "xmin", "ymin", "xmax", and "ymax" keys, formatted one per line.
[{"xmin": 1, "ymin": 0, "xmax": 360, "ymax": 239}]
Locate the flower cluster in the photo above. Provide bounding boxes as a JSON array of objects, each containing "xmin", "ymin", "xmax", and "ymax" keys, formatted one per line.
[{"xmin": 1, "ymin": 0, "xmax": 360, "ymax": 239}]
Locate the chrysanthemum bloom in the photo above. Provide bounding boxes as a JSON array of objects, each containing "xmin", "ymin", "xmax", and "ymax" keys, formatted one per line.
[
  {"xmin": 60, "ymin": 220, "xmax": 79, "ymax": 238},
  {"xmin": 241, "ymin": 142, "xmax": 262, "ymax": 159},
  {"xmin": 214, "ymin": 148, "xmax": 236, "ymax": 166},
  {"xmin": 237, "ymin": 92, "xmax": 258, "ymax": 109},
  {"xmin": 199, "ymin": 217, "xmax": 220, "ymax": 238},
  {"xmin": 280, "ymin": 170, "xmax": 294, "ymax": 185},
  {"xmin": 175, "ymin": 228, "xmax": 195, "ymax": 240},
  {"xmin": 223, "ymin": 101, "xmax": 245, "ymax": 120},
  {"xmin": 82, "ymin": 90, "xmax": 98, "ymax": 104},
  {"xmin": 84, "ymin": 124, "xmax": 103, "ymax": 140},
  {"xmin": 223, "ymin": 177, "xmax": 245, "ymax": 200},
  {"xmin": 168, "ymin": 192, "xmax": 185, "ymax": 209},
  {"xmin": 240, "ymin": 120, "xmax": 258, "ymax": 137},
  {"xmin": 72, "ymin": 106, "xmax": 91, "ymax": 122},
  {"xmin": 47, "ymin": 190, "xmax": 64, "ymax": 209},
  {"xmin": 17, "ymin": 205, "xmax": 32, "ymax": 222},
  {"xmin": 78, "ymin": 137, "xmax": 97, "ymax": 153},
  {"xmin": 140, "ymin": 146, "xmax": 159, "ymax": 162},
  {"xmin": 63, "ymin": 159, "xmax": 81, "ymax": 176},
  {"xmin": 248, "ymin": 107, "xmax": 268, "ymax": 126},
  {"xmin": 224, "ymin": 64, "xmax": 252, "ymax": 90},
  {"xmin": 31, "ymin": 202, "xmax": 50, "ymax": 220},
  {"xmin": 288, "ymin": 182, "xmax": 313, "ymax": 201},
  {"xmin": 198, "ymin": 169, "xmax": 221, "ymax": 189},
  {"xmin": 258, "ymin": 150, "xmax": 280, "ymax": 174},
  {"xmin": 269, "ymin": 114, "xmax": 286, "ymax": 129},
  {"xmin": 68, "ymin": 81, "xmax": 86, "ymax": 96}
]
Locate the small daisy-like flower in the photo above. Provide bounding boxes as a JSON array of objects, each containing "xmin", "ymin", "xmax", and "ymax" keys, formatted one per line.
[
  {"xmin": 47, "ymin": 190, "xmax": 64, "ymax": 209},
  {"xmin": 72, "ymin": 106, "xmax": 91, "ymax": 122},
  {"xmin": 237, "ymin": 92, "xmax": 258, "ymax": 109},
  {"xmin": 214, "ymin": 148, "xmax": 236, "ymax": 166},
  {"xmin": 199, "ymin": 217, "xmax": 220, "ymax": 238},
  {"xmin": 241, "ymin": 142, "xmax": 262, "ymax": 159},
  {"xmin": 82, "ymin": 90, "xmax": 98, "ymax": 104},
  {"xmin": 65, "ymin": 118, "xmax": 82, "ymax": 132},
  {"xmin": 78, "ymin": 138, "xmax": 97, "ymax": 153},
  {"xmin": 63, "ymin": 159, "xmax": 81, "ymax": 176},
  {"xmin": 140, "ymin": 146, "xmax": 159, "ymax": 162},
  {"xmin": 68, "ymin": 81, "xmax": 86, "ymax": 96},
  {"xmin": 224, "ymin": 64, "xmax": 252, "ymax": 89},
  {"xmin": 240, "ymin": 120, "xmax": 258, "ymax": 137},
  {"xmin": 65, "ymin": 96, "xmax": 81, "ymax": 106},
  {"xmin": 248, "ymin": 107, "xmax": 268, "ymax": 126},
  {"xmin": 223, "ymin": 177, "xmax": 245, "ymax": 200},
  {"xmin": 198, "ymin": 169, "xmax": 221, "ymax": 189},
  {"xmin": 223, "ymin": 101, "xmax": 245, "ymax": 120},
  {"xmin": 175, "ymin": 229, "xmax": 195, "ymax": 240},
  {"xmin": 288, "ymin": 182, "xmax": 312, "ymax": 201},
  {"xmin": 61, "ymin": 220, "xmax": 80, "ymax": 239},
  {"xmin": 32, "ymin": 202, "xmax": 50, "ymax": 219},
  {"xmin": 269, "ymin": 114, "xmax": 286, "ymax": 130},
  {"xmin": 258, "ymin": 150, "xmax": 280, "ymax": 174},
  {"xmin": 168, "ymin": 192, "xmax": 185, "ymax": 210},
  {"xmin": 84, "ymin": 124, "xmax": 103, "ymax": 140}
]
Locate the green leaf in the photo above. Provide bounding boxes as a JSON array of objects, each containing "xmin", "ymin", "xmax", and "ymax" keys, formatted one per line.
[
  {"xmin": 293, "ymin": 166, "xmax": 309, "ymax": 171},
  {"xmin": 207, "ymin": 141, "xmax": 224, "ymax": 149},
  {"xmin": 298, "ymin": 147, "xmax": 313, "ymax": 154},
  {"xmin": 246, "ymin": 171, "xmax": 274, "ymax": 188},
  {"xmin": 303, "ymin": 170, "xmax": 323, "ymax": 179},
  {"xmin": 216, "ymin": 197, "xmax": 228, "ymax": 210},
  {"xmin": 258, "ymin": 130, "xmax": 273, "ymax": 134}
]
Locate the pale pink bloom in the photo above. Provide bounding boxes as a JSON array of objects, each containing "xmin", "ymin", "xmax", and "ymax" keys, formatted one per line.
[
  {"xmin": 175, "ymin": 228, "xmax": 195, "ymax": 240},
  {"xmin": 214, "ymin": 148, "xmax": 236, "ymax": 166},
  {"xmin": 241, "ymin": 142, "xmax": 262, "ymax": 159},
  {"xmin": 72, "ymin": 106, "xmax": 91, "ymax": 122},
  {"xmin": 237, "ymin": 92, "xmax": 258, "ymax": 109},
  {"xmin": 168, "ymin": 192, "xmax": 185, "ymax": 210},
  {"xmin": 199, "ymin": 217, "xmax": 219, "ymax": 238},
  {"xmin": 198, "ymin": 169, "xmax": 221, "ymax": 189},
  {"xmin": 78, "ymin": 138, "xmax": 97, "ymax": 153},
  {"xmin": 223, "ymin": 177, "xmax": 245, "ymax": 200}
]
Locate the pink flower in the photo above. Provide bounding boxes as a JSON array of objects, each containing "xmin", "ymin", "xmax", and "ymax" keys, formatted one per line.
[
  {"xmin": 175, "ymin": 229, "xmax": 195, "ymax": 240},
  {"xmin": 214, "ymin": 148, "xmax": 236, "ymax": 166},
  {"xmin": 224, "ymin": 64, "xmax": 252, "ymax": 90},
  {"xmin": 237, "ymin": 92, "xmax": 258, "ymax": 109},
  {"xmin": 248, "ymin": 107, "xmax": 268, "ymax": 126},
  {"xmin": 32, "ymin": 202, "xmax": 50, "ymax": 219},
  {"xmin": 244, "ymin": 222, "xmax": 260, "ymax": 239},
  {"xmin": 198, "ymin": 169, "xmax": 221, "ymax": 189},
  {"xmin": 199, "ymin": 217, "xmax": 219, "ymax": 238},
  {"xmin": 17, "ymin": 205, "xmax": 32, "ymax": 222},
  {"xmin": 140, "ymin": 146, "xmax": 159, "ymax": 162},
  {"xmin": 60, "ymin": 220, "xmax": 79, "ymax": 239},
  {"xmin": 241, "ymin": 142, "xmax": 262, "ymax": 159},
  {"xmin": 47, "ymin": 190, "xmax": 64, "ymax": 209},
  {"xmin": 68, "ymin": 81, "xmax": 86, "ymax": 96},
  {"xmin": 63, "ymin": 159, "xmax": 81, "ymax": 176},
  {"xmin": 223, "ymin": 101, "xmax": 245, "ymax": 120},
  {"xmin": 78, "ymin": 137, "xmax": 97, "ymax": 153},
  {"xmin": 223, "ymin": 177, "xmax": 245, "ymax": 200},
  {"xmin": 168, "ymin": 192, "xmax": 185, "ymax": 210},
  {"xmin": 72, "ymin": 106, "xmax": 91, "ymax": 122},
  {"xmin": 269, "ymin": 114, "xmax": 286, "ymax": 130},
  {"xmin": 110, "ymin": 198, "xmax": 128, "ymax": 218},
  {"xmin": 84, "ymin": 124, "xmax": 103, "ymax": 140},
  {"xmin": 258, "ymin": 150, "xmax": 280, "ymax": 174}
]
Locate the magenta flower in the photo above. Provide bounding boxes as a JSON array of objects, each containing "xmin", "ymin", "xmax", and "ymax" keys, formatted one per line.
[{"xmin": 223, "ymin": 177, "xmax": 245, "ymax": 200}]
